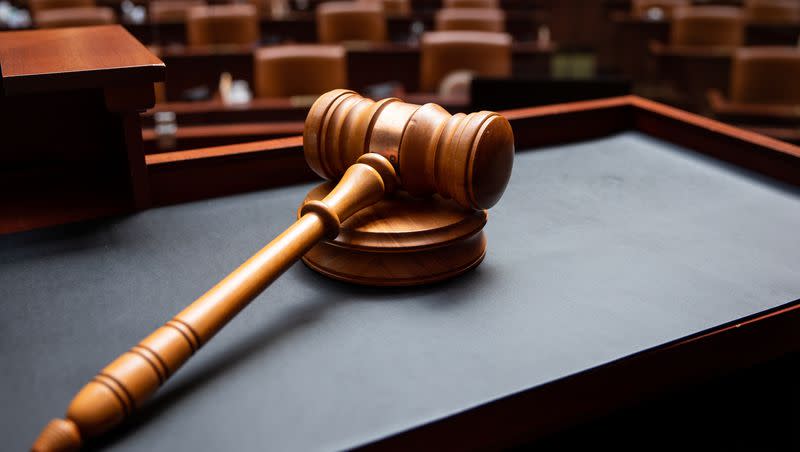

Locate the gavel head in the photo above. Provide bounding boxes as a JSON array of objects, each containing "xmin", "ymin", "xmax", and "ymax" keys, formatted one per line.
[{"xmin": 303, "ymin": 89, "xmax": 514, "ymax": 210}]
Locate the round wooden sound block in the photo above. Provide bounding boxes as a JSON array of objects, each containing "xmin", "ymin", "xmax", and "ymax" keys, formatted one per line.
[{"xmin": 300, "ymin": 182, "xmax": 488, "ymax": 286}]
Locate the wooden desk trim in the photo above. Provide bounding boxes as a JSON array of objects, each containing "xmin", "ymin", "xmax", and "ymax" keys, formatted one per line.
[
  {"xmin": 0, "ymin": 25, "xmax": 165, "ymax": 95},
  {"xmin": 146, "ymin": 135, "xmax": 303, "ymax": 164},
  {"xmin": 142, "ymin": 121, "xmax": 305, "ymax": 153}
]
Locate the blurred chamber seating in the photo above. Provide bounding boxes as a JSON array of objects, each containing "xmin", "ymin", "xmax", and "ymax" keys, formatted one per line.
[
  {"xmin": 434, "ymin": 7, "xmax": 505, "ymax": 32},
  {"xmin": 316, "ymin": 1, "xmax": 387, "ymax": 44}
]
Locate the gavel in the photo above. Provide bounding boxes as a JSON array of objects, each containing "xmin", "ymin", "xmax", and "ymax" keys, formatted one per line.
[{"xmin": 32, "ymin": 90, "xmax": 515, "ymax": 451}]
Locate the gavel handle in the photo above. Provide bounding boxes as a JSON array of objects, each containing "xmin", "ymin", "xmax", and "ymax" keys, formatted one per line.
[{"xmin": 32, "ymin": 154, "xmax": 397, "ymax": 452}]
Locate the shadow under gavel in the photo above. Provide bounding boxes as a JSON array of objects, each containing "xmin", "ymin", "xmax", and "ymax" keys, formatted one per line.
[{"xmin": 32, "ymin": 89, "xmax": 515, "ymax": 451}]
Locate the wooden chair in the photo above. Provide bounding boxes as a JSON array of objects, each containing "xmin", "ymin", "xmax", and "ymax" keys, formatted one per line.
[
  {"xmin": 730, "ymin": 47, "xmax": 800, "ymax": 104},
  {"xmin": 708, "ymin": 47, "xmax": 800, "ymax": 144},
  {"xmin": 35, "ymin": 6, "xmax": 116, "ymax": 28},
  {"xmin": 744, "ymin": 0, "xmax": 800, "ymax": 23},
  {"xmin": 254, "ymin": 45, "xmax": 347, "ymax": 97},
  {"xmin": 435, "ymin": 8, "xmax": 505, "ymax": 33},
  {"xmin": 365, "ymin": 0, "xmax": 410, "ymax": 17},
  {"xmin": 670, "ymin": 6, "xmax": 745, "ymax": 47},
  {"xmin": 631, "ymin": 0, "xmax": 689, "ymax": 20},
  {"xmin": 186, "ymin": 4, "xmax": 260, "ymax": 47},
  {"xmin": 28, "ymin": 0, "xmax": 94, "ymax": 17},
  {"xmin": 650, "ymin": 6, "xmax": 745, "ymax": 110},
  {"xmin": 442, "ymin": 0, "xmax": 498, "ymax": 8},
  {"xmin": 316, "ymin": 2, "xmax": 387, "ymax": 44},
  {"xmin": 149, "ymin": 0, "xmax": 206, "ymax": 23},
  {"xmin": 420, "ymin": 31, "xmax": 511, "ymax": 92}
]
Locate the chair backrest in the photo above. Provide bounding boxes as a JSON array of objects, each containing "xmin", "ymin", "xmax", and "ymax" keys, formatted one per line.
[
  {"xmin": 365, "ymin": 0, "xmax": 410, "ymax": 16},
  {"xmin": 254, "ymin": 45, "xmax": 347, "ymax": 97},
  {"xmin": 149, "ymin": 0, "xmax": 206, "ymax": 23},
  {"xmin": 744, "ymin": 0, "xmax": 800, "ymax": 23},
  {"xmin": 730, "ymin": 47, "xmax": 800, "ymax": 104},
  {"xmin": 186, "ymin": 4, "xmax": 260, "ymax": 47},
  {"xmin": 29, "ymin": 0, "xmax": 94, "ymax": 17},
  {"xmin": 316, "ymin": 2, "xmax": 387, "ymax": 44},
  {"xmin": 631, "ymin": 0, "xmax": 689, "ymax": 19},
  {"xmin": 670, "ymin": 6, "xmax": 745, "ymax": 47},
  {"xmin": 420, "ymin": 31, "xmax": 512, "ymax": 92},
  {"xmin": 435, "ymin": 8, "xmax": 505, "ymax": 32},
  {"xmin": 443, "ymin": 0, "xmax": 498, "ymax": 8},
  {"xmin": 35, "ymin": 6, "xmax": 115, "ymax": 28}
]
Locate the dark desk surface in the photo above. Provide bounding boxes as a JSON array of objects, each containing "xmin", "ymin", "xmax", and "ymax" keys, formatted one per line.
[{"xmin": 2, "ymin": 132, "xmax": 799, "ymax": 450}]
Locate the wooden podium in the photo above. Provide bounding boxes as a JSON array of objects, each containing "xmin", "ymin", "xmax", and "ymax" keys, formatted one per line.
[{"xmin": 0, "ymin": 25, "xmax": 165, "ymax": 234}]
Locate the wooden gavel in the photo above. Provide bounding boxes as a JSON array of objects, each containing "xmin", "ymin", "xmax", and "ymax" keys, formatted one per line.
[{"xmin": 32, "ymin": 89, "xmax": 515, "ymax": 451}]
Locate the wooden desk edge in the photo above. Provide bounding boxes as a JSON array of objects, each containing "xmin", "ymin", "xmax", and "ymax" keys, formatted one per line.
[
  {"xmin": 144, "ymin": 95, "xmax": 800, "ymax": 208},
  {"xmin": 357, "ymin": 297, "xmax": 800, "ymax": 450},
  {"xmin": 149, "ymin": 95, "xmax": 800, "ymax": 169}
]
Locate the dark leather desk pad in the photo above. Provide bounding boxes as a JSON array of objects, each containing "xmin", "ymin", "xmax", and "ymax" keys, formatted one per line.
[{"xmin": 2, "ymin": 132, "xmax": 799, "ymax": 450}]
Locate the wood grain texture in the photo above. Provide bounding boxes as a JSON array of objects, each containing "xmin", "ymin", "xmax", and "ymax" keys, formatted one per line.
[
  {"xmin": 0, "ymin": 25, "xmax": 164, "ymax": 95},
  {"xmin": 302, "ymin": 183, "xmax": 487, "ymax": 285},
  {"xmin": 298, "ymin": 89, "xmax": 512, "ymax": 284},
  {"xmin": 303, "ymin": 89, "xmax": 515, "ymax": 210}
]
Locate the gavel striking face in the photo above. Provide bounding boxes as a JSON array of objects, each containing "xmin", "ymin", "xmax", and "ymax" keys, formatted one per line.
[
  {"xmin": 304, "ymin": 89, "xmax": 515, "ymax": 210},
  {"xmin": 31, "ymin": 91, "xmax": 515, "ymax": 452}
]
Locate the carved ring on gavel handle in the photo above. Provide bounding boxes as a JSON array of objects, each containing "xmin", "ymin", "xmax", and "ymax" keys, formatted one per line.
[{"xmin": 31, "ymin": 90, "xmax": 514, "ymax": 452}]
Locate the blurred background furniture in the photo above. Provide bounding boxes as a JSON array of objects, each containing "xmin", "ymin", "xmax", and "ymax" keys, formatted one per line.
[
  {"xmin": 316, "ymin": 1, "xmax": 387, "ymax": 44},
  {"xmin": 631, "ymin": 0, "xmax": 689, "ymax": 20},
  {"xmin": 368, "ymin": 0, "xmax": 410, "ymax": 17},
  {"xmin": 254, "ymin": 44, "xmax": 347, "ymax": 97},
  {"xmin": 35, "ymin": 6, "xmax": 115, "ymax": 27},
  {"xmin": 28, "ymin": 0, "xmax": 94, "ymax": 17},
  {"xmin": 420, "ymin": 30, "xmax": 511, "ymax": 93},
  {"xmin": 186, "ymin": 4, "xmax": 260, "ymax": 47},
  {"xmin": 149, "ymin": 0, "xmax": 206, "ymax": 23},
  {"xmin": 669, "ymin": 6, "xmax": 744, "ymax": 47},
  {"xmin": 11, "ymin": 0, "xmax": 796, "ymax": 153},
  {"xmin": 443, "ymin": 0, "xmax": 498, "ymax": 8},
  {"xmin": 435, "ymin": 7, "xmax": 505, "ymax": 32},
  {"xmin": 649, "ymin": 6, "xmax": 747, "ymax": 111},
  {"xmin": 708, "ymin": 46, "xmax": 800, "ymax": 144},
  {"xmin": 744, "ymin": 0, "xmax": 800, "ymax": 23},
  {"xmin": 730, "ymin": 46, "xmax": 800, "ymax": 105}
]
